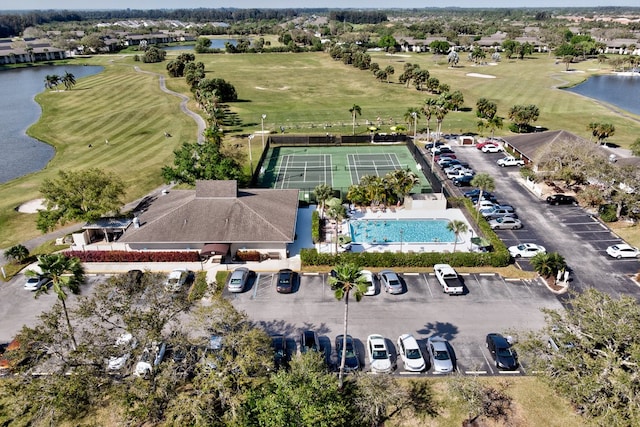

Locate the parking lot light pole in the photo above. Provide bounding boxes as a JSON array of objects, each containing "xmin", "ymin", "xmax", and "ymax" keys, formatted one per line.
[
  {"xmin": 248, "ymin": 134, "xmax": 255, "ymax": 175},
  {"xmin": 411, "ymin": 112, "xmax": 417, "ymax": 142},
  {"xmin": 261, "ymin": 114, "xmax": 267, "ymax": 148}
]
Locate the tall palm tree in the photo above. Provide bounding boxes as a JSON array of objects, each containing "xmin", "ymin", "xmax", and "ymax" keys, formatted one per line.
[
  {"xmin": 470, "ymin": 173, "xmax": 496, "ymax": 221},
  {"xmin": 328, "ymin": 263, "xmax": 368, "ymax": 389},
  {"xmin": 314, "ymin": 184, "xmax": 333, "ymax": 218},
  {"xmin": 434, "ymin": 95, "xmax": 451, "ymax": 138},
  {"xmin": 385, "ymin": 169, "xmax": 419, "ymax": 206},
  {"xmin": 447, "ymin": 220, "xmax": 468, "ymax": 253},
  {"xmin": 403, "ymin": 107, "xmax": 421, "ymax": 133},
  {"xmin": 422, "ymin": 98, "xmax": 437, "ymax": 142},
  {"xmin": 62, "ymin": 71, "xmax": 76, "ymax": 90},
  {"xmin": 349, "ymin": 104, "xmax": 362, "ymax": 135},
  {"xmin": 34, "ymin": 253, "xmax": 85, "ymax": 351},
  {"xmin": 325, "ymin": 197, "xmax": 347, "ymax": 254}
]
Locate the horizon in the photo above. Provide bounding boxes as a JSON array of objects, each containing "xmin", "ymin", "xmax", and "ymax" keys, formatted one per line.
[{"xmin": 2, "ymin": 1, "xmax": 640, "ymax": 11}]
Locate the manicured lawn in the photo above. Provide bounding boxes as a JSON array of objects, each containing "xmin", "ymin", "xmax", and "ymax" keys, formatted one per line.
[{"xmin": 1, "ymin": 51, "xmax": 639, "ymax": 247}]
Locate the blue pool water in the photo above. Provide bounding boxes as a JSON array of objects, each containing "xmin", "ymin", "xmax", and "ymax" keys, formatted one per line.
[{"xmin": 349, "ymin": 219, "xmax": 456, "ymax": 244}]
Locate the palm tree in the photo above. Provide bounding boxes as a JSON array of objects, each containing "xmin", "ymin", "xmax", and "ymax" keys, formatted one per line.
[
  {"xmin": 434, "ymin": 95, "xmax": 451, "ymax": 138},
  {"xmin": 328, "ymin": 263, "xmax": 368, "ymax": 389},
  {"xmin": 4, "ymin": 244, "xmax": 29, "ymax": 263},
  {"xmin": 349, "ymin": 104, "xmax": 362, "ymax": 135},
  {"xmin": 34, "ymin": 253, "xmax": 85, "ymax": 351},
  {"xmin": 404, "ymin": 107, "xmax": 421, "ymax": 133},
  {"xmin": 385, "ymin": 169, "xmax": 419, "ymax": 206},
  {"xmin": 447, "ymin": 220, "xmax": 468, "ymax": 253},
  {"xmin": 44, "ymin": 74, "xmax": 60, "ymax": 90},
  {"xmin": 314, "ymin": 184, "xmax": 333, "ymax": 218},
  {"xmin": 62, "ymin": 71, "xmax": 76, "ymax": 90},
  {"xmin": 530, "ymin": 252, "xmax": 566, "ymax": 282},
  {"xmin": 325, "ymin": 197, "xmax": 347, "ymax": 254},
  {"xmin": 422, "ymin": 98, "xmax": 437, "ymax": 142},
  {"xmin": 470, "ymin": 173, "xmax": 496, "ymax": 221}
]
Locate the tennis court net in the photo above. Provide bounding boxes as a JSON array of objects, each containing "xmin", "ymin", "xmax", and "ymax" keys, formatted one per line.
[
  {"xmin": 345, "ymin": 164, "xmax": 408, "ymax": 171},
  {"xmin": 276, "ymin": 165, "xmax": 337, "ymax": 172}
]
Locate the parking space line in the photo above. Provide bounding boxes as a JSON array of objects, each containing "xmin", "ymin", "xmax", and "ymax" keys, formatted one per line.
[
  {"xmin": 471, "ymin": 275, "xmax": 490, "ymax": 297},
  {"xmin": 252, "ymin": 273, "xmax": 261, "ymax": 299},
  {"xmin": 404, "ymin": 272, "xmax": 420, "ymax": 276},
  {"xmin": 303, "ymin": 272, "xmax": 320, "ymax": 276},
  {"xmin": 465, "ymin": 370, "xmax": 487, "ymax": 375},
  {"xmin": 500, "ymin": 276, "xmax": 515, "ymax": 297},
  {"xmin": 481, "ymin": 347, "xmax": 495, "ymax": 375},
  {"xmin": 421, "ymin": 274, "xmax": 434, "ymax": 298},
  {"xmin": 498, "ymin": 371, "xmax": 522, "ymax": 375}
]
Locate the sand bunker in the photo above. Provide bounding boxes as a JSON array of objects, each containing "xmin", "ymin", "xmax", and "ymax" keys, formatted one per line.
[
  {"xmin": 18, "ymin": 198, "xmax": 46, "ymax": 213},
  {"xmin": 466, "ymin": 73, "xmax": 496, "ymax": 79}
]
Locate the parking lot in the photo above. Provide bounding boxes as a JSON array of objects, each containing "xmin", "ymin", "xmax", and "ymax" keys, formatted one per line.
[
  {"xmin": 228, "ymin": 270, "xmax": 563, "ymax": 376},
  {"xmin": 446, "ymin": 144, "xmax": 640, "ymax": 298}
]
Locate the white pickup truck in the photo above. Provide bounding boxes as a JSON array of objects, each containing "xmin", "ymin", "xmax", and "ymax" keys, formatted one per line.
[{"xmin": 434, "ymin": 264, "xmax": 464, "ymax": 295}]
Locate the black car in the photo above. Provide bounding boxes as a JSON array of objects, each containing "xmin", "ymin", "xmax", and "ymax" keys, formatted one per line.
[
  {"xmin": 453, "ymin": 175, "xmax": 474, "ymax": 187},
  {"xmin": 276, "ymin": 269, "xmax": 296, "ymax": 293},
  {"xmin": 300, "ymin": 330, "xmax": 320, "ymax": 353},
  {"xmin": 439, "ymin": 159, "xmax": 469, "ymax": 169},
  {"xmin": 464, "ymin": 189, "xmax": 495, "ymax": 200},
  {"xmin": 335, "ymin": 334, "xmax": 360, "ymax": 372},
  {"xmin": 546, "ymin": 194, "xmax": 577, "ymax": 206},
  {"xmin": 425, "ymin": 141, "xmax": 446, "ymax": 149},
  {"xmin": 486, "ymin": 333, "xmax": 518, "ymax": 370},
  {"xmin": 271, "ymin": 335, "xmax": 290, "ymax": 370}
]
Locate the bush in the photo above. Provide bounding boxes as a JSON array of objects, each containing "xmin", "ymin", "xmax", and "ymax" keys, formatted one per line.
[
  {"xmin": 188, "ymin": 271, "xmax": 209, "ymax": 301},
  {"xmin": 599, "ymin": 204, "xmax": 618, "ymax": 222},
  {"xmin": 311, "ymin": 210, "xmax": 321, "ymax": 244},
  {"xmin": 215, "ymin": 271, "xmax": 229, "ymax": 293},
  {"xmin": 65, "ymin": 250, "xmax": 200, "ymax": 262},
  {"xmin": 235, "ymin": 250, "xmax": 262, "ymax": 262}
]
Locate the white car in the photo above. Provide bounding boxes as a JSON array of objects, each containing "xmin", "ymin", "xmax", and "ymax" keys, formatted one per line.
[
  {"xmin": 164, "ymin": 269, "xmax": 191, "ymax": 292},
  {"xmin": 108, "ymin": 332, "xmax": 138, "ymax": 372},
  {"xmin": 489, "ymin": 216, "xmax": 523, "ymax": 230},
  {"xmin": 497, "ymin": 156, "xmax": 525, "ymax": 167},
  {"xmin": 446, "ymin": 168, "xmax": 474, "ymax": 180},
  {"xmin": 481, "ymin": 143, "xmax": 504, "ymax": 153},
  {"xmin": 134, "ymin": 341, "xmax": 167, "ymax": 378},
  {"xmin": 606, "ymin": 244, "xmax": 640, "ymax": 259},
  {"xmin": 361, "ymin": 269, "xmax": 376, "ymax": 296},
  {"xmin": 23, "ymin": 275, "xmax": 49, "ymax": 291},
  {"xmin": 367, "ymin": 334, "xmax": 393, "ymax": 374},
  {"xmin": 508, "ymin": 243, "xmax": 546, "ymax": 258},
  {"xmin": 396, "ymin": 334, "xmax": 426, "ymax": 372}
]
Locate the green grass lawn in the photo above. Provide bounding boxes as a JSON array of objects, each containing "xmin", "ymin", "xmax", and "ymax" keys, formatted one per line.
[{"xmin": 1, "ymin": 51, "xmax": 639, "ymax": 248}]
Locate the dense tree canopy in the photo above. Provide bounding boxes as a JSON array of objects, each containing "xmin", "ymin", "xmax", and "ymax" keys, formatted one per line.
[{"xmin": 37, "ymin": 168, "xmax": 125, "ymax": 232}]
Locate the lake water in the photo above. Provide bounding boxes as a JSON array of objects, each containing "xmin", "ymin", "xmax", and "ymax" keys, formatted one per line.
[
  {"xmin": 163, "ymin": 39, "xmax": 237, "ymax": 51},
  {"xmin": 565, "ymin": 74, "xmax": 640, "ymax": 116},
  {"xmin": 0, "ymin": 65, "xmax": 103, "ymax": 184}
]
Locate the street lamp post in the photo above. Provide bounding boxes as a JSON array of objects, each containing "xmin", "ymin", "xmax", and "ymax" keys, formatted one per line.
[
  {"xmin": 261, "ymin": 114, "xmax": 267, "ymax": 148},
  {"xmin": 248, "ymin": 134, "xmax": 255, "ymax": 175},
  {"xmin": 411, "ymin": 112, "xmax": 417, "ymax": 142}
]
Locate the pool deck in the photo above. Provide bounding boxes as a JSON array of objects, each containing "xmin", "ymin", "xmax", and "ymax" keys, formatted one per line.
[{"xmin": 319, "ymin": 206, "xmax": 477, "ymax": 254}]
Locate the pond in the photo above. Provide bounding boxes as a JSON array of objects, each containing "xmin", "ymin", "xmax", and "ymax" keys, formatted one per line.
[{"xmin": 564, "ymin": 73, "xmax": 640, "ymax": 116}]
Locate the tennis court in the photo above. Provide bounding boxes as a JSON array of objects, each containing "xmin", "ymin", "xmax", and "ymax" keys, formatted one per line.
[{"xmin": 257, "ymin": 145, "xmax": 431, "ymax": 199}]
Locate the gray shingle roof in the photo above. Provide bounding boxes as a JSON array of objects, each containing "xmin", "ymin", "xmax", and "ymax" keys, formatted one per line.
[
  {"xmin": 120, "ymin": 180, "xmax": 299, "ymax": 244},
  {"xmin": 504, "ymin": 130, "xmax": 587, "ymax": 162}
]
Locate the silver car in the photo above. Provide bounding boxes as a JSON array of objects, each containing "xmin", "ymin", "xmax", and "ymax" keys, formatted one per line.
[
  {"xmin": 228, "ymin": 267, "xmax": 251, "ymax": 293},
  {"xmin": 379, "ymin": 270, "xmax": 402, "ymax": 294},
  {"xmin": 427, "ymin": 336, "xmax": 454, "ymax": 373}
]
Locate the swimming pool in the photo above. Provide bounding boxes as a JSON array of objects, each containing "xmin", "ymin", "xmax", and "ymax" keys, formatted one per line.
[{"xmin": 349, "ymin": 219, "xmax": 457, "ymax": 244}]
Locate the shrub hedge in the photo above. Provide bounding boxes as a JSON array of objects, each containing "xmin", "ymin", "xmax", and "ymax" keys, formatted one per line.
[
  {"xmin": 301, "ymin": 198, "xmax": 511, "ymax": 268},
  {"xmin": 311, "ymin": 210, "xmax": 320, "ymax": 243},
  {"xmin": 66, "ymin": 250, "xmax": 200, "ymax": 262}
]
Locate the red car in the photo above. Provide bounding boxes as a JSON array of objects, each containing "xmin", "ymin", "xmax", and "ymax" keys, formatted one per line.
[
  {"xmin": 434, "ymin": 153, "xmax": 457, "ymax": 162},
  {"xmin": 475, "ymin": 139, "xmax": 499, "ymax": 149}
]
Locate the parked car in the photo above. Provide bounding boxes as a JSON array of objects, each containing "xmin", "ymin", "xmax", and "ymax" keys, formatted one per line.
[
  {"xmin": 547, "ymin": 327, "xmax": 575, "ymax": 352},
  {"xmin": 271, "ymin": 335, "xmax": 289, "ymax": 370},
  {"xmin": 276, "ymin": 269, "xmax": 296, "ymax": 293},
  {"xmin": 361, "ymin": 269, "xmax": 376, "ymax": 296},
  {"xmin": 497, "ymin": 156, "xmax": 525, "ymax": 167},
  {"xmin": 476, "ymin": 200, "xmax": 497, "ymax": 210},
  {"xmin": 434, "ymin": 153, "xmax": 457, "ymax": 162},
  {"xmin": 453, "ymin": 175, "xmax": 475, "ymax": 187},
  {"xmin": 481, "ymin": 143, "xmax": 504, "ymax": 153},
  {"xmin": 134, "ymin": 341, "xmax": 167, "ymax": 378},
  {"xmin": 300, "ymin": 330, "xmax": 320, "ymax": 353},
  {"xmin": 107, "ymin": 332, "xmax": 137, "ymax": 372},
  {"xmin": 438, "ymin": 158, "xmax": 467, "ymax": 168},
  {"xmin": 23, "ymin": 275, "xmax": 49, "ymax": 291},
  {"xmin": 476, "ymin": 139, "xmax": 501, "ymax": 149},
  {"xmin": 164, "ymin": 269, "xmax": 191, "ymax": 292},
  {"xmin": 379, "ymin": 270, "xmax": 402, "ymax": 294},
  {"xmin": 546, "ymin": 194, "xmax": 577, "ymax": 206},
  {"xmin": 396, "ymin": 334, "xmax": 426, "ymax": 372},
  {"xmin": 468, "ymin": 193, "xmax": 498, "ymax": 204},
  {"xmin": 335, "ymin": 334, "xmax": 360, "ymax": 372},
  {"xmin": 483, "ymin": 208, "xmax": 518, "ymax": 220},
  {"xmin": 508, "ymin": 243, "xmax": 546, "ymax": 258},
  {"xmin": 202, "ymin": 335, "xmax": 224, "ymax": 370},
  {"xmin": 606, "ymin": 243, "xmax": 640, "ymax": 259},
  {"xmin": 489, "ymin": 216, "xmax": 523, "ymax": 230},
  {"xmin": 426, "ymin": 336, "xmax": 454, "ymax": 373},
  {"xmin": 228, "ymin": 267, "xmax": 251, "ymax": 293},
  {"xmin": 446, "ymin": 168, "xmax": 475, "ymax": 180},
  {"xmin": 433, "ymin": 147, "xmax": 455, "ymax": 156},
  {"xmin": 367, "ymin": 334, "xmax": 393, "ymax": 374},
  {"xmin": 486, "ymin": 333, "xmax": 518, "ymax": 370},
  {"xmin": 429, "ymin": 143, "xmax": 451, "ymax": 154},
  {"xmin": 425, "ymin": 141, "xmax": 446, "ymax": 149}
]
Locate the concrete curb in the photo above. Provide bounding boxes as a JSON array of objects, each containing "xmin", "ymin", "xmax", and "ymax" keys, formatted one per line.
[{"xmin": 538, "ymin": 276, "xmax": 569, "ymax": 295}]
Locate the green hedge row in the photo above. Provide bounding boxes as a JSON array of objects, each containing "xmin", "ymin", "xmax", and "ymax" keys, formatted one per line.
[
  {"xmin": 311, "ymin": 210, "xmax": 320, "ymax": 244},
  {"xmin": 301, "ymin": 198, "xmax": 511, "ymax": 268}
]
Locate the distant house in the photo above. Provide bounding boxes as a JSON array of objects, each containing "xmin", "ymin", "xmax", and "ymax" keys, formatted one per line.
[
  {"xmin": 80, "ymin": 180, "xmax": 300, "ymax": 260},
  {"xmin": 0, "ymin": 38, "xmax": 67, "ymax": 64}
]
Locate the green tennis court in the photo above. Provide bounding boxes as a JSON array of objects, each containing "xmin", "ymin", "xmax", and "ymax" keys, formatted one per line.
[{"xmin": 257, "ymin": 145, "xmax": 431, "ymax": 200}]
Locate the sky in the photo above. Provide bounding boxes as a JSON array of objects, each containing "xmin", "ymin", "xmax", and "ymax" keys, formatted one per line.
[{"xmin": 1, "ymin": 1, "xmax": 639, "ymax": 10}]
